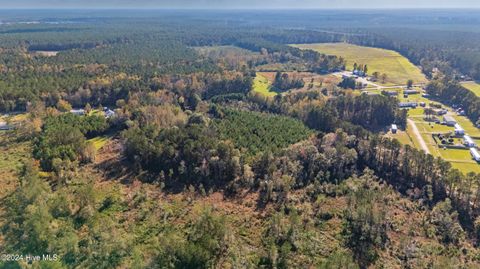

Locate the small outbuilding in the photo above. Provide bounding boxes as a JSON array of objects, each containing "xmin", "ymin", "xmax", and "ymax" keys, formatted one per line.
[{"xmin": 391, "ymin": 124, "xmax": 398, "ymax": 134}]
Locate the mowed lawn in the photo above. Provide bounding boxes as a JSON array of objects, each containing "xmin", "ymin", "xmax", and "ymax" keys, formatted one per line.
[
  {"xmin": 461, "ymin": 81, "xmax": 480, "ymax": 97},
  {"xmin": 253, "ymin": 73, "xmax": 276, "ymax": 97},
  {"xmin": 291, "ymin": 43, "xmax": 428, "ymax": 85}
]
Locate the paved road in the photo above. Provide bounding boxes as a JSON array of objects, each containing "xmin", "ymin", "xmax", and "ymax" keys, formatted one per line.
[{"xmin": 407, "ymin": 119, "xmax": 430, "ymax": 154}]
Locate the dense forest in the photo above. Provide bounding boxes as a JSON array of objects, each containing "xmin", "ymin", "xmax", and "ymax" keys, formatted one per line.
[{"xmin": 3, "ymin": 9, "xmax": 480, "ymax": 269}]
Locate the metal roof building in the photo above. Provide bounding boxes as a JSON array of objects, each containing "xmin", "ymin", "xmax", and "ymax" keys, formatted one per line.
[
  {"xmin": 464, "ymin": 135, "xmax": 476, "ymax": 148},
  {"xmin": 443, "ymin": 115, "xmax": 457, "ymax": 126},
  {"xmin": 471, "ymin": 148, "xmax": 480, "ymax": 162}
]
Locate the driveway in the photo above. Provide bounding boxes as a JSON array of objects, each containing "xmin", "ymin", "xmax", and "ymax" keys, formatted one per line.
[{"xmin": 407, "ymin": 119, "xmax": 430, "ymax": 154}]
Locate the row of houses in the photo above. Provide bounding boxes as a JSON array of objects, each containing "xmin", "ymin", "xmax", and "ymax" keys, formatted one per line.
[
  {"xmin": 432, "ymin": 115, "xmax": 480, "ymax": 162},
  {"xmin": 451, "ymin": 120, "xmax": 480, "ymax": 162}
]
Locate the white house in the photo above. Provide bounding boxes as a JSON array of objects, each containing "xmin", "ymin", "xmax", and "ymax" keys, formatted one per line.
[
  {"xmin": 471, "ymin": 148, "xmax": 480, "ymax": 162},
  {"xmin": 464, "ymin": 135, "xmax": 476, "ymax": 148},
  {"xmin": 454, "ymin": 124, "xmax": 465, "ymax": 136},
  {"xmin": 70, "ymin": 109, "xmax": 85, "ymax": 116}
]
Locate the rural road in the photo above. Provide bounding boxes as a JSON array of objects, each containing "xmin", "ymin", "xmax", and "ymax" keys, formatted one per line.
[{"xmin": 408, "ymin": 119, "xmax": 430, "ymax": 154}]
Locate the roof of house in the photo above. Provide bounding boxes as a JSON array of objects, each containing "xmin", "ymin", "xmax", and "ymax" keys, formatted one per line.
[{"xmin": 454, "ymin": 124, "xmax": 464, "ymax": 131}]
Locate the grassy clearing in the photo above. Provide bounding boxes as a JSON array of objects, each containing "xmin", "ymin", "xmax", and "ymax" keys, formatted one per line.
[
  {"xmin": 388, "ymin": 131, "xmax": 413, "ymax": 146},
  {"xmin": 88, "ymin": 136, "xmax": 112, "ymax": 150},
  {"xmin": 451, "ymin": 162, "xmax": 480, "ymax": 174},
  {"xmin": 438, "ymin": 148, "xmax": 471, "ymax": 160},
  {"xmin": 453, "ymin": 116, "xmax": 480, "ymax": 137},
  {"xmin": 252, "ymin": 73, "xmax": 276, "ymax": 97},
  {"xmin": 461, "ymin": 81, "xmax": 480, "ymax": 97},
  {"xmin": 415, "ymin": 122, "xmax": 453, "ymax": 133},
  {"xmin": 292, "ymin": 43, "xmax": 427, "ymax": 85}
]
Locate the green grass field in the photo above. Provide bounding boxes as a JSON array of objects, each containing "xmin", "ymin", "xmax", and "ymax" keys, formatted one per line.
[
  {"xmin": 416, "ymin": 122, "xmax": 453, "ymax": 133},
  {"xmin": 291, "ymin": 43, "xmax": 428, "ymax": 85},
  {"xmin": 451, "ymin": 162, "xmax": 480, "ymax": 174},
  {"xmin": 88, "ymin": 136, "xmax": 112, "ymax": 150},
  {"xmin": 252, "ymin": 73, "xmax": 276, "ymax": 97},
  {"xmin": 388, "ymin": 131, "xmax": 413, "ymax": 146},
  {"xmin": 461, "ymin": 81, "xmax": 480, "ymax": 97}
]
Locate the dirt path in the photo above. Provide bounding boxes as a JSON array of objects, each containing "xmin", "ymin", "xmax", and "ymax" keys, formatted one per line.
[{"xmin": 408, "ymin": 119, "xmax": 430, "ymax": 154}]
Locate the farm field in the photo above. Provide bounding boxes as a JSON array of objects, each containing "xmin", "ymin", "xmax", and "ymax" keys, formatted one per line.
[
  {"xmin": 291, "ymin": 43, "xmax": 428, "ymax": 85},
  {"xmin": 461, "ymin": 81, "xmax": 480, "ymax": 97}
]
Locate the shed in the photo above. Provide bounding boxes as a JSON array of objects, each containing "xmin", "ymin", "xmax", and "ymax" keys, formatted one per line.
[{"xmin": 391, "ymin": 124, "xmax": 398, "ymax": 134}]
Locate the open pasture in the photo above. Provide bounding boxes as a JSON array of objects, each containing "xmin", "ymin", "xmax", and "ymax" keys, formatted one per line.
[
  {"xmin": 461, "ymin": 81, "xmax": 480, "ymax": 97},
  {"xmin": 292, "ymin": 43, "xmax": 428, "ymax": 85}
]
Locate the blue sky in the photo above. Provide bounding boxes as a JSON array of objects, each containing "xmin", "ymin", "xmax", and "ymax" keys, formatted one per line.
[{"xmin": 1, "ymin": 0, "xmax": 479, "ymax": 9}]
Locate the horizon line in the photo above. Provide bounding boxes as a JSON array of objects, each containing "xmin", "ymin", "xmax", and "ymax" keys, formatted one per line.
[{"xmin": 1, "ymin": 7, "xmax": 480, "ymax": 11}]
